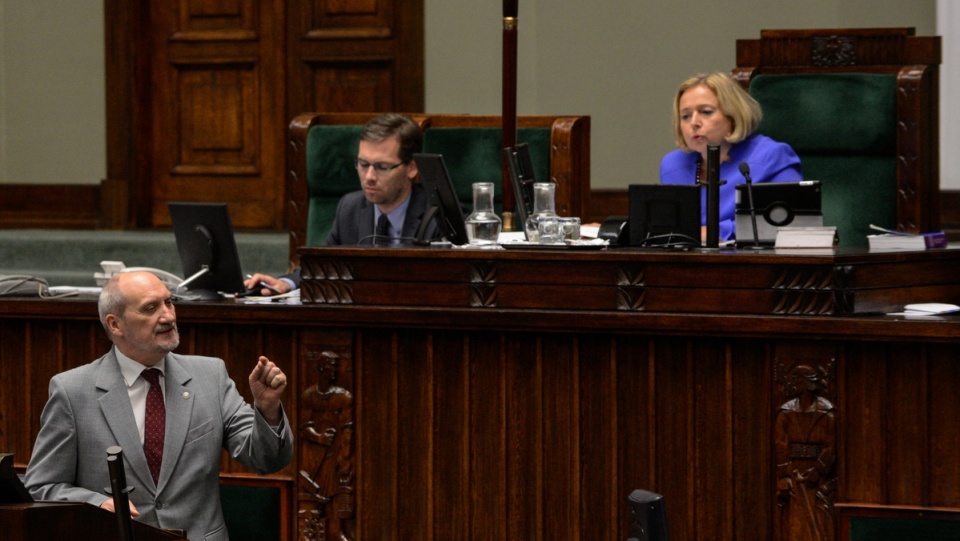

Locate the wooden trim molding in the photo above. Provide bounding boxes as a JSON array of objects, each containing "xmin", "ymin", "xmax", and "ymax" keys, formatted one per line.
[{"xmin": 0, "ymin": 184, "xmax": 101, "ymax": 229}]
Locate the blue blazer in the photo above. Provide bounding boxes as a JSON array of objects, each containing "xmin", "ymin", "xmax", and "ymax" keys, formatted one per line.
[{"xmin": 660, "ymin": 133, "xmax": 803, "ymax": 241}]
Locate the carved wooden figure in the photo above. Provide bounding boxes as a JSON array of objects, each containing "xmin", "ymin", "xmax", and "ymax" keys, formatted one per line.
[
  {"xmin": 298, "ymin": 351, "xmax": 355, "ymax": 541},
  {"xmin": 775, "ymin": 359, "xmax": 837, "ymax": 541}
]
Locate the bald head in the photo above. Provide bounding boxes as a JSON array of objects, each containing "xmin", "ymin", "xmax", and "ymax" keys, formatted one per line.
[{"xmin": 98, "ymin": 271, "xmax": 179, "ymax": 365}]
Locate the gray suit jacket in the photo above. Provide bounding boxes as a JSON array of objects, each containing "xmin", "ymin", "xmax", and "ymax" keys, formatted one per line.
[{"xmin": 24, "ymin": 348, "xmax": 293, "ymax": 541}]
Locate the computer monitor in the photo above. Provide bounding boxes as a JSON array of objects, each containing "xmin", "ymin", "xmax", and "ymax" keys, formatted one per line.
[
  {"xmin": 168, "ymin": 202, "xmax": 246, "ymax": 300},
  {"xmin": 626, "ymin": 489, "xmax": 668, "ymax": 541},
  {"xmin": 628, "ymin": 184, "xmax": 701, "ymax": 248},
  {"xmin": 412, "ymin": 153, "xmax": 469, "ymax": 245},
  {"xmin": 0, "ymin": 454, "xmax": 33, "ymax": 504},
  {"xmin": 503, "ymin": 143, "xmax": 539, "ymax": 238}
]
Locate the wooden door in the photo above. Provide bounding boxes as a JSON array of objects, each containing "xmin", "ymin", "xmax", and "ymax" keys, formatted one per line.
[
  {"xmin": 145, "ymin": 1, "xmax": 286, "ymax": 229},
  {"xmin": 105, "ymin": 0, "xmax": 424, "ymax": 230},
  {"xmin": 285, "ymin": 0, "xmax": 425, "ymax": 118}
]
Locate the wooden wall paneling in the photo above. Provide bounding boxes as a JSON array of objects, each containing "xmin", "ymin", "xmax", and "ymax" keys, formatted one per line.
[
  {"xmin": 691, "ymin": 337, "xmax": 734, "ymax": 539},
  {"xmin": 838, "ymin": 342, "xmax": 887, "ymax": 506},
  {"xmin": 615, "ymin": 336, "xmax": 656, "ymax": 538},
  {"xmin": 424, "ymin": 330, "xmax": 470, "ymax": 540},
  {"xmin": 541, "ymin": 334, "xmax": 580, "ymax": 539},
  {"xmin": 395, "ymin": 329, "xmax": 434, "ymax": 539},
  {"xmin": 652, "ymin": 337, "xmax": 696, "ymax": 541},
  {"xmin": 927, "ymin": 344, "xmax": 960, "ymax": 507},
  {"xmin": 883, "ymin": 342, "xmax": 928, "ymax": 504},
  {"xmin": 0, "ymin": 320, "xmax": 28, "ymax": 461},
  {"xmin": 577, "ymin": 334, "xmax": 619, "ymax": 541},
  {"xmin": 468, "ymin": 332, "xmax": 508, "ymax": 539},
  {"xmin": 730, "ymin": 339, "xmax": 774, "ymax": 541},
  {"xmin": 505, "ymin": 331, "xmax": 544, "ymax": 540},
  {"xmin": 356, "ymin": 327, "xmax": 400, "ymax": 540}
]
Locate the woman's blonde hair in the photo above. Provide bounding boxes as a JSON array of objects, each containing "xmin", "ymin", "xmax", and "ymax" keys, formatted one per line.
[{"xmin": 672, "ymin": 72, "xmax": 762, "ymax": 152}]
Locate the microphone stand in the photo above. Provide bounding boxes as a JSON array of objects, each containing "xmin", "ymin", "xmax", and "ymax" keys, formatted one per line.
[
  {"xmin": 701, "ymin": 144, "xmax": 725, "ymax": 249},
  {"xmin": 105, "ymin": 446, "xmax": 136, "ymax": 541},
  {"xmin": 740, "ymin": 162, "xmax": 763, "ymax": 250}
]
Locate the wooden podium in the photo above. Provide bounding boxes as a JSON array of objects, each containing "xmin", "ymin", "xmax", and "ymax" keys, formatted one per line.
[
  {"xmin": 0, "ymin": 454, "xmax": 186, "ymax": 541},
  {"xmin": 0, "ymin": 502, "xmax": 187, "ymax": 540}
]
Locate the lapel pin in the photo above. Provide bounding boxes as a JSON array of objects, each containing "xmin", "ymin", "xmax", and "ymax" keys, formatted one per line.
[{"xmin": 182, "ymin": 391, "xmax": 190, "ymax": 399}]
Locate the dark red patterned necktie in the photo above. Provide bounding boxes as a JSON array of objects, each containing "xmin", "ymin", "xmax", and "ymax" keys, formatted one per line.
[{"xmin": 141, "ymin": 368, "xmax": 165, "ymax": 484}]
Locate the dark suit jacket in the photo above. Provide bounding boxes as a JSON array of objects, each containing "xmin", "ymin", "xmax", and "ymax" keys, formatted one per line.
[
  {"xmin": 325, "ymin": 182, "xmax": 439, "ymax": 246},
  {"xmin": 285, "ymin": 183, "xmax": 442, "ymax": 288},
  {"xmin": 25, "ymin": 348, "xmax": 293, "ymax": 541}
]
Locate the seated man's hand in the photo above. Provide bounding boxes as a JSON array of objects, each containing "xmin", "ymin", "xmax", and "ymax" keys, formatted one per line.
[
  {"xmin": 101, "ymin": 498, "xmax": 141, "ymax": 517},
  {"xmin": 243, "ymin": 273, "xmax": 292, "ymax": 296}
]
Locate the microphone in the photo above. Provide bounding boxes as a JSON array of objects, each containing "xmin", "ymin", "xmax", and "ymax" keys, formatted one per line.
[
  {"xmin": 739, "ymin": 162, "xmax": 762, "ymax": 249},
  {"xmin": 703, "ymin": 144, "xmax": 723, "ymax": 248}
]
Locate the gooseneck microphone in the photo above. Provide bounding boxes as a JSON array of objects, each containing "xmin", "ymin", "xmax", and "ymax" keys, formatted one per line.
[{"xmin": 739, "ymin": 162, "xmax": 762, "ymax": 249}]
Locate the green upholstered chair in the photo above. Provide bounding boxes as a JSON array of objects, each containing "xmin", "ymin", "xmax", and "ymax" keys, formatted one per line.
[
  {"xmin": 733, "ymin": 28, "xmax": 941, "ymax": 247},
  {"xmin": 838, "ymin": 504, "xmax": 960, "ymax": 541},
  {"xmin": 419, "ymin": 127, "xmax": 551, "ymax": 216},
  {"xmin": 287, "ymin": 113, "xmax": 590, "ymax": 266},
  {"xmin": 220, "ymin": 479, "xmax": 288, "ymax": 541}
]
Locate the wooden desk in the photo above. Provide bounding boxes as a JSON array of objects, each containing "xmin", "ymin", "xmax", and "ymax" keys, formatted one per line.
[{"xmin": 2, "ymin": 247, "xmax": 959, "ymax": 541}]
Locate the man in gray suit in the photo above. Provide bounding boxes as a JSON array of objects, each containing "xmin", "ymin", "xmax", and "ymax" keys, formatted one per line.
[
  {"xmin": 243, "ymin": 113, "xmax": 442, "ymax": 293},
  {"xmin": 25, "ymin": 271, "xmax": 293, "ymax": 541}
]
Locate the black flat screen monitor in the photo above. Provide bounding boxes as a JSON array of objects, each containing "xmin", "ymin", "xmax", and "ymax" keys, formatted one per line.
[
  {"xmin": 412, "ymin": 153, "xmax": 470, "ymax": 245},
  {"xmin": 626, "ymin": 489, "xmax": 668, "ymax": 541},
  {"xmin": 168, "ymin": 202, "xmax": 246, "ymax": 300},
  {"xmin": 628, "ymin": 184, "xmax": 701, "ymax": 248},
  {"xmin": 0, "ymin": 454, "xmax": 33, "ymax": 504},
  {"xmin": 503, "ymin": 143, "xmax": 539, "ymax": 239}
]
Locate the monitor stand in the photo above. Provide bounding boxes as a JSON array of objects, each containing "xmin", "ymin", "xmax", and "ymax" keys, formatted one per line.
[
  {"xmin": 174, "ymin": 266, "xmax": 223, "ymax": 301},
  {"xmin": 413, "ymin": 205, "xmax": 440, "ymax": 246}
]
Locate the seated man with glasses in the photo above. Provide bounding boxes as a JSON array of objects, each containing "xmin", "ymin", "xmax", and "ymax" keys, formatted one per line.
[{"xmin": 244, "ymin": 113, "xmax": 442, "ymax": 295}]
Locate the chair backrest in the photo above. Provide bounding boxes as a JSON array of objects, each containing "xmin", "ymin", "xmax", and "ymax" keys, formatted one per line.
[
  {"xmin": 286, "ymin": 113, "xmax": 590, "ymax": 266},
  {"xmin": 733, "ymin": 28, "xmax": 941, "ymax": 247},
  {"xmin": 837, "ymin": 503, "xmax": 960, "ymax": 541},
  {"xmin": 220, "ymin": 482, "xmax": 283, "ymax": 541}
]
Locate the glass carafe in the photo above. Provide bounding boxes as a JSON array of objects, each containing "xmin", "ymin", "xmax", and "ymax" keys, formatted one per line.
[
  {"xmin": 524, "ymin": 182, "xmax": 560, "ymax": 243},
  {"xmin": 465, "ymin": 182, "xmax": 502, "ymax": 244}
]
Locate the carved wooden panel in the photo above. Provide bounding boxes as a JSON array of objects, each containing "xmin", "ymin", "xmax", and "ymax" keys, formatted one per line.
[
  {"xmin": 300, "ymin": 0, "xmax": 394, "ymax": 39},
  {"xmin": 295, "ymin": 330, "xmax": 356, "ymax": 541},
  {"xmin": 774, "ymin": 356, "xmax": 837, "ymax": 541},
  {"xmin": 171, "ymin": 0, "xmax": 257, "ymax": 39},
  {"xmin": 147, "ymin": 0, "xmax": 285, "ymax": 229},
  {"xmin": 286, "ymin": 0, "xmax": 424, "ymax": 125},
  {"xmin": 168, "ymin": 63, "xmax": 260, "ymax": 177},
  {"xmin": 308, "ymin": 62, "xmax": 395, "ymax": 113}
]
